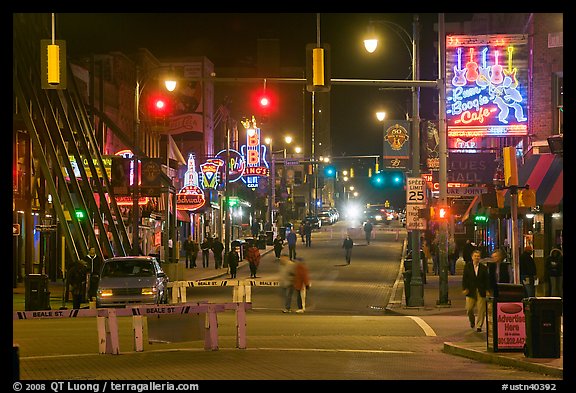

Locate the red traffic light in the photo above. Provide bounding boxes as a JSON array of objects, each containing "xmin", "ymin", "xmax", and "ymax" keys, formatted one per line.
[
  {"xmin": 147, "ymin": 93, "xmax": 172, "ymax": 117},
  {"xmin": 259, "ymin": 96, "xmax": 270, "ymax": 108}
]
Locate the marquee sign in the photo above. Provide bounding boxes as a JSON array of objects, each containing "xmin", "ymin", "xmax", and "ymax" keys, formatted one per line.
[{"xmin": 446, "ymin": 34, "xmax": 528, "ymax": 138}]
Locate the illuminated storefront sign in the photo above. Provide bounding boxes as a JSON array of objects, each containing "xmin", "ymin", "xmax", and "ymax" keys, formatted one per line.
[
  {"xmin": 200, "ymin": 158, "xmax": 224, "ymax": 189},
  {"xmin": 113, "ymin": 149, "xmax": 147, "ymax": 205},
  {"xmin": 177, "ymin": 185, "xmax": 206, "ymax": 211},
  {"xmin": 240, "ymin": 128, "xmax": 269, "ymax": 190},
  {"xmin": 446, "ymin": 35, "xmax": 528, "ymax": 138},
  {"xmin": 215, "ymin": 149, "xmax": 245, "ymax": 183}
]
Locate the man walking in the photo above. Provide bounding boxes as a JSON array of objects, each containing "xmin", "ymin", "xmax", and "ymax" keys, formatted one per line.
[
  {"xmin": 342, "ymin": 235, "xmax": 354, "ymax": 264},
  {"xmin": 211, "ymin": 237, "xmax": 224, "ymax": 269},
  {"xmin": 286, "ymin": 228, "xmax": 297, "ymax": 260},
  {"xmin": 462, "ymin": 249, "xmax": 489, "ymax": 332},
  {"xmin": 200, "ymin": 237, "xmax": 211, "ymax": 268},
  {"xmin": 304, "ymin": 221, "xmax": 312, "ymax": 247},
  {"xmin": 519, "ymin": 245, "xmax": 537, "ymax": 297},
  {"xmin": 246, "ymin": 242, "xmax": 261, "ymax": 278},
  {"xmin": 363, "ymin": 221, "xmax": 373, "ymax": 245}
]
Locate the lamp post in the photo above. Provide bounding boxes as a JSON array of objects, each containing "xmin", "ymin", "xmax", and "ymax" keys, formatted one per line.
[
  {"xmin": 265, "ymin": 136, "xmax": 293, "ymax": 228},
  {"xmin": 364, "ymin": 15, "xmax": 423, "ymax": 306},
  {"xmin": 132, "ymin": 66, "xmax": 176, "ymax": 256}
]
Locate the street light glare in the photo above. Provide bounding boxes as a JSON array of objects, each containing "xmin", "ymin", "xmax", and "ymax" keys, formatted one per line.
[
  {"xmin": 364, "ymin": 39, "xmax": 378, "ymax": 53},
  {"xmin": 376, "ymin": 111, "xmax": 386, "ymax": 122},
  {"xmin": 164, "ymin": 79, "xmax": 177, "ymax": 92}
]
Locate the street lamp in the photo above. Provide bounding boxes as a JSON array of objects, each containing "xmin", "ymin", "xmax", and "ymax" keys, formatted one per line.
[
  {"xmin": 364, "ymin": 16, "xmax": 423, "ymax": 307},
  {"xmin": 132, "ymin": 66, "xmax": 177, "ymax": 256}
]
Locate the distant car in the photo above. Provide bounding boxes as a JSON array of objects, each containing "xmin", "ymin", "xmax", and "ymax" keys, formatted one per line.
[
  {"xmin": 303, "ymin": 215, "xmax": 322, "ymax": 229},
  {"xmin": 96, "ymin": 256, "xmax": 169, "ymax": 308},
  {"xmin": 318, "ymin": 211, "xmax": 334, "ymax": 225}
]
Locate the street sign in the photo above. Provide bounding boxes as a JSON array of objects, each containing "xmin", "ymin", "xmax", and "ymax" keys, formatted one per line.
[
  {"xmin": 13, "ymin": 224, "xmax": 20, "ymax": 236},
  {"xmin": 447, "ymin": 186, "xmax": 488, "ymax": 196},
  {"xmin": 405, "ymin": 204, "xmax": 427, "ymax": 230},
  {"xmin": 406, "ymin": 177, "xmax": 427, "ymax": 205}
]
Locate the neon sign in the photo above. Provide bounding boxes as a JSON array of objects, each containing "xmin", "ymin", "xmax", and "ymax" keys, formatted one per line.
[
  {"xmin": 215, "ymin": 149, "xmax": 245, "ymax": 183},
  {"xmin": 200, "ymin": 158, "xmax": 224, "ymax": 189},
  {"xmin": 240, "ymin": 128, "xmax": 269, "ymax": 190},
  {"xmin": 446, "ymin": 35, "xmax": 528, "ymax": 138}
]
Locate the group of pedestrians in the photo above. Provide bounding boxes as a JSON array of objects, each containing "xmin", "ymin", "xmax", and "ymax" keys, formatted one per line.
[
  {"xmin": 279, "ymin": 256, "xmax": 311, "ymax": 313},
  {"xmin": 461, "ymin": 243, "xmax": 562, "ymax": 332},
  {"xmin": 184, "ymin": 236, "xmax": 226, "ymax": 269}
]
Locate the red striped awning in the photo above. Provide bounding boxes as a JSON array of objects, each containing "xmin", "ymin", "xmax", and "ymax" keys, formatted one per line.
[
  {"xmin": 176, "ymin": 209, "xmax": 191, "ymax": 222},
  {"xmin": 505, "ymin": 154, "xmax": 563, "ymax": 212}
]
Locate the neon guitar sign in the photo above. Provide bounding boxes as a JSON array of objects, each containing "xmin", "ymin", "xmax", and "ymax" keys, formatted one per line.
[{"xmin": 446, "ymin": 34, "xmax": 528, "ymax": 138}]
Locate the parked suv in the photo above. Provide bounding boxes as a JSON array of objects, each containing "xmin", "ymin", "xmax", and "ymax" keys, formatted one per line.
[{"xmin": 96, "ymin": 256, "xmax": 169, "ymax": 308}]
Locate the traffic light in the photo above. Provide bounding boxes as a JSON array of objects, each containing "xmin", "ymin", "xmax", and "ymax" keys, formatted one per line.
[
  {"xmin": 324, "ymin": 165, "xmax": 336, "ymax": 177},
  {"xmin": 306, "ymin": 44, "xmax": 331, "ymax": 92},
  {"xmin": 148, "ymin": 93, "xmax": 172, "ymax": 118},
  {"xmin": 259, "ymin": 94, "xmax": 270, "ymax": 109},
  {"xmin": 437, "ymin": 206, "xmax": 450, "ymax": 219},
  {"xmin": 371, "ymin": 171, "xmax": 384, "ymax": 187}
]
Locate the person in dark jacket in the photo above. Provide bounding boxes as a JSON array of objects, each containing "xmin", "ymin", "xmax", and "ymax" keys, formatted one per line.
[
  {"xmin": 67, "ymin": 260, "xmax": 89, "ymax": 309},
  {"xmin": 227, "ymin": 246, "xmax": 240, "ymax": 278},
  {"xmin": 545, "ymin": 248, "xmax": 563, "ymax": 297},
  {"xmin": 487, "ymin": 248, "xmax": 512, "ymax": 297},
  {"xmin": 273, "ymin": 235, "xmax": 284, "ymax": 259},
  {"xmin": 200, "ymin": 237, "xmax": 211, "ymax": 268},
  {"xmin": 211, "ymin": 237, "xmax": 224, "ymax": 269},
  {"xmin": 342, "ymin": 235, "xmax": 354, "ymax": 264},
  {"xmin": 462, "ymin": 249, "xmax": 489, "ymax": 332},
  {"xmin": 519, "ymin": 246, "xmax": 537, "ymax": 297}
]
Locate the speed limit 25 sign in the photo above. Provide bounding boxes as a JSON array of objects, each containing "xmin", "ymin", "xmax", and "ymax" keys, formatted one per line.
[{"xmin": 406, "ymin": 177, "xmax": 427, "ymax": 205}]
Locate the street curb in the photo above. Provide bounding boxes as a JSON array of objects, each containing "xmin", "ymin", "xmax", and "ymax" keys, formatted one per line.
[{"xmin": 443, "ymin": 342, "xmax": 563, "ymax": 378}]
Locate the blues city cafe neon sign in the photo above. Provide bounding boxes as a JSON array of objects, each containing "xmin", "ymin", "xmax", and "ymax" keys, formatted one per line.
[{"xmin": 446, "ymin": 34, "xmax": 528, "ymax": 138}]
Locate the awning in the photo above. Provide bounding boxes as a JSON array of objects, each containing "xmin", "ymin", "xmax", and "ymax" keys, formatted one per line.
[
  {"xmin": 504, "ymin": 154, "xmax": 563, "ymax": 212},
  {"xmin": 176, "ymin": 210, "xmax": 191, "ymax": 222}
]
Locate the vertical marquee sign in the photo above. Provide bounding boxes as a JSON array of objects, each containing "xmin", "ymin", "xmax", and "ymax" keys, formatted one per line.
[
  {"xmin": 241, "ymin": 128, "xmax": 269, "ymax": 190},
  {"xmin": 177, "ymin": 153, "xmax": 206, "ymax": 211},
  {"xmin": 446, "ymin": 35, "xmax": 529, "ymax": 146}
]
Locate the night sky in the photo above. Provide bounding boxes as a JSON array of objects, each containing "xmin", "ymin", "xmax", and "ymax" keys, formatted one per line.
[{"xmin": 57, "ymin": 12, "xmax": 474, "ymax": 207}]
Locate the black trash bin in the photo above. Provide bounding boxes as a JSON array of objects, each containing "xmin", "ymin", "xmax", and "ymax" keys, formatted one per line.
[
  {"xmin": 25, "ymin": 274, "xmax": 50, "ymax": 311},
  {"xmin": 279, "ymin": 226, "xmax": 287, "ymax": 240},
  {"xmin": 523, "ymin": 297, "xmax": 562, "ymax": 358},
  {"xmin": 231, "ymin": 239, "xmax": 246, "ymax": 260},
  {"xmin": 486, "ymin": 284, "xmax": 526, "ymax": 352},
  {"xmin": 265, "ymin": 231, "xmax": 274, "ymax": 246},
  {"xmin": 257, "ymin": 234, "xmax": 267, "ymax": 249}
]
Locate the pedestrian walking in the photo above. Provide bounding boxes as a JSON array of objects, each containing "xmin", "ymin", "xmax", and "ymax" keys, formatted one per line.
[
  {"xmin": 183, "ymin": 235, "xmax": 198, "ymax": 268},
  {"xmin": 487, "ymin": 248, "xmax": 512, "ymax": 297},
  {"xmin": 342, "ymin": 235, "xmax": 354, "ymax": 264},
  {"xmin": 251, "ymin": 220, "xmax": 260, "ymax": 238},
  {"xmin": 67, "ymin": 259, "xmax": 89, "ymax": 309},
  {"xmin": 278, "ymin": 256, "xmax": 295, "ymax": 312},
  {"xmin": 200, "ymin": 237, "xmax": 211, "ymax": 268},
  {"xmin": 519, "ymin": 246, "xmax": 537, "ymax": 297},
  {"xmin": 363, "ymin": 221, "xmax": 373, "ymax": 245},
  {"xmin": 293, "ymin": 261, "xmax": 311, "ymax": 313},
  {"xmin": 211, "ymin": 237, "xmax": 224, "ymax": 269},
  {"xmin": 545, "ymin": 248, "xmax": 563, "ymax": 297},
  {"xmin": 462, "ymin": 249, "xmax": 489, "ymax": 332},
  {"xmin": 448, "ymin": 237, "xmax": 459, "ymax": 275},
  {"xmin": 83, "ymin": 247, "xmax": 101, "ymax": 300},
  {"xmin": 227, "ymin": 246, "xmax": 240, "ymax": 278},
  {"xmin": 273, "ymin": 235, "xmax": 284, "ymax": 259},
  {"xmin": 246, "ymin": 243, "xmax": 261, "ymax": 278},
  {"xmin": 299, "ymin": 222, "xmax": 305, "ymax": 244},
  {"xmin": 304, "ymin": 221, "xmax": 312, "ymax": 247},
  {"xmin": 286, "ymin": 228, "xmax": 297, "ymax": 260}
]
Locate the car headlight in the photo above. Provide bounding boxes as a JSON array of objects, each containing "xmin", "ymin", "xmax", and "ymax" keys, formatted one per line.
[
  {"xmin": 98, "ymin": 288, "xmax": 113, "ymax": 297},
  {"xmin": 141, "ymin": 287, "xmax": 157, "ymax": 296},
  {"xmin": 375, "ymin": 215, "xmax": 382, "ymax": 221}
]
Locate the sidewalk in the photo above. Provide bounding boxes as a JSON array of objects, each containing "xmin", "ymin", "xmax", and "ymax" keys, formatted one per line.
[{"xmin": 386, "ymin": 270, "xmax": 563, "ymax": 378}]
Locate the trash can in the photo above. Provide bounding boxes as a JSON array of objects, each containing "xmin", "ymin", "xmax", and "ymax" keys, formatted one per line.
[
  {"xmin": 523, "ymin": 297, "xmax": 562, "ymax": 358},
  {"xmin": 25, "ymin": 274, "xmax": 50, "ymax": 311},
  {"xmin": 257, "ymin": 234, "xmax": 267, "ymax": 249},
  {"xmin": 486, "ymin": 284, "xmax": 525, "ymax": 352},
  {"xmin": 266, "ymin": 231, "xmax": 274, "ymax": 246},
  {"xmin": 279, "ymin": 227, "xmax": 287, "ymax": 240}
]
